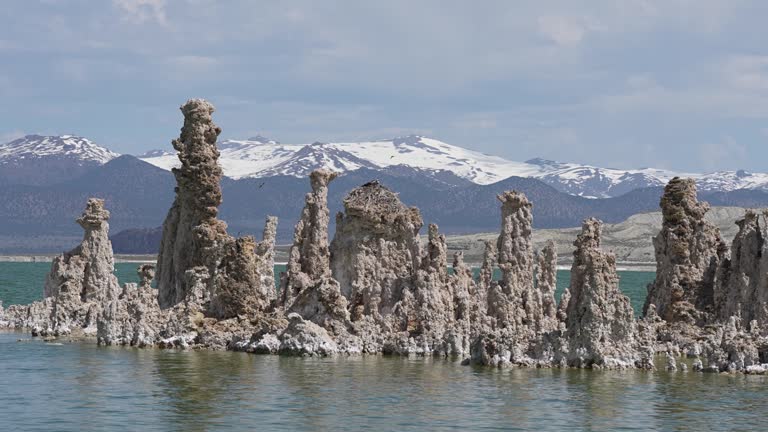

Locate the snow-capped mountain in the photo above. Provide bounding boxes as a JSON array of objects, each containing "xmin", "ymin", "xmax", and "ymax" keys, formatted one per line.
[
  {"xmin": 523, "ymin": 158, "xmax": 768, "ymax": 198},
  {"xmin": 523, "ymin": 158, "xmax": 681, "ymax": 198},
  {"xmin": 141, "ymin": 135, "xmax": 541, "ymax": 184},
  {"xmin": 4, "ymin": 133, "xmax": 767, "ymax": 198},
  {"xmin": 0, "ymin": 134, "xmax": 120, "ymax": 185},
  {"xmin": 139, "ymin": 134, "xmax": 768, "ymax": 198},
  {"xmin": 0, "ymin": 134, "xmax": 119, "ymax": 164}
]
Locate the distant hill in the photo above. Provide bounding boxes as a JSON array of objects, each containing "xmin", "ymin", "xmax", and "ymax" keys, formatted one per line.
[
  {"xmin": 447, "ymin": 206, "xmax": 750, "ymax": 265},
  {"xmin": 140, "ymin": 134, "xmax": 768, "ymax": 198},
  {"xmin": 2, "ymin": 134, "xmax": 766, "ymax": 254},
  {"xmin": 5, "ymin": 133, "xmax": 768, "ymax": 199},
  {"xmin": 0, "ymin": 155, "xmax": 174, "ymax": 237},
  {"xmin": 110, "ymin": 227, "xmax": 163, "ymax": 255},
  {"xmin": 2, "ymin": 150, "xmax": 768, "ymax": 254}
]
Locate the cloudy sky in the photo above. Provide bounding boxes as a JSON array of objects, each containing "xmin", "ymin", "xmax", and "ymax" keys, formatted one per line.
[{"xmin": 2, "ymin": 1, "xmax": 768, "ymax": 172}]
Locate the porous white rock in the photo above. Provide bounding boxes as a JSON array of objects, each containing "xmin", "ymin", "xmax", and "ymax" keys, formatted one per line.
[
  {"xmin": 563, "ymin": 218, "xmax": 640, "ymax": 368},
  {"xmin": 156, "ymin": 99, "xmax": 276, "ymax": 319},
  {"xmin": 714, "ymin": 210, "xmax": 768, "ymax": 326},
  {"xmin": 470, "ymin": 192, "xmax": 566, "ymax": 367},
  {"xmin": 97, "ymin": 265, "xmax": 163, "ymax": 347},
  {"xmin": 3, "ymin": 198, "xmax": 120, "ymax": 336},
  {"xmin": 644, "ymin": 177, "xmax": 726, "ymax": 323},
  {"xmin": 278, "ymin": 313, "xmax": 339, "ymax": 356},
  {"xmin": 280, "ymin": 170, "xmax": 349, "ymax": 328},
  {"xmin": 331, "ymin": 180, "xmax": 423, "ymax": 320}
]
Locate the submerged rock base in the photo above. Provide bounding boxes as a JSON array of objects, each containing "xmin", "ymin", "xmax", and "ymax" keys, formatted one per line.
[{"xmin": 3, "ymin": 101, "xmax": 768, "ymax": 374}]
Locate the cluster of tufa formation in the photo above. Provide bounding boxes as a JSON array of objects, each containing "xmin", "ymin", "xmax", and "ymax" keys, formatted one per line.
[
  {"xmin": 0, "ymin": 198, "xmax": 120, "ymax": 336},
  {"xmin": 155, "ymin": 99, "xmax": 276, "ymax": 319},
  {"xmin": 643, "ymin": 178, "xmax": 768, "ymax": 373},
  {"xmin": 3, "ymin": 99, "xmax": 768, "ymax": 374},
  {"xmin": 280, "ymin": 169, "xmax": 349, "ymax": 329},
  {"xmin": 2, "ymin": 100, "xmax": 283, "ymax": 350},
  {"xmin": 469, "ymin": 200, "xmax": 642, "ymax": 369},
  {"xmin": 563, "ymin": 219, "xmax": 640, "ymax": 368},
  {"xmin": 644, "ymin": 177, "xmax": 727, "ymax": 324},
  {"xmin": 715, "ymin": 210, "xmax": 768, "ymax": 325}
]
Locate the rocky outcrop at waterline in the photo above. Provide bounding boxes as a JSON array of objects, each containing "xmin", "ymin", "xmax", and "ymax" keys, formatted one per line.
[
  {"xmin": 714, "ymin": 210, "xmax": 768, "ymax": 326},
  {"xmin": 0, "ymin": 198, "xmax": 120, "ymax": 335},
  {"xmin": 644, "ymin": 177, "xmax": 727, "ymax": 323},
  {"xmin": 280, "ymin": 169, "xmax": 349, "ymax": 329},
  {"xmin": 3, "ymin": 99, "xmax": 768, "ymax": 374},
  {"xmin": 643, "ymin": 179, "xmax": 768, "ymax": 372},
  {"xmin": 470, "ymin": 192, "xmax": 562, "ymax": 367},
  {"xmin": 330, "ymin": 180, "xmax": 423, "ymax": 321},
  {"xmin": 97, "ymin": 264, "xmax": 163, "ymax": 346},
  {"xmin": 563, "ymin": 219, "xmax": 640, "ymax": 368},
  {"xmin": 153, "ymin": 99, "xmax": 277, "ymax": 322},
  {"xmin": 155, "ymin": 99, "xmax": 226, "ymax": 309},
  {"xmin": 469, "ymin": 214, "xmax": 645, "ymax": 369}
]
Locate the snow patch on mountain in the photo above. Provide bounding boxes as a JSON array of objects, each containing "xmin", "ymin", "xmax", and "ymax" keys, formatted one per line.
[{"xmin": 138, "ymin": 149, "xmax": 174, "ymax": 158}]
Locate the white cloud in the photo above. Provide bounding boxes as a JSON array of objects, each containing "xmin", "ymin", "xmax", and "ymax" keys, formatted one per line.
[
  {"xmin": 537, "ymin": 15, "xmax": 590, "ymax": 46},
  {"xmin": 454, "ymin": 114, "xmax": 498, "ymax": 130},
  {"xmin": 699, "ymin": 136, "xmax": 747, "ymax": 171},
  {"xmin": 721, "ymin": 55, "xmax": 768, "ymax": 91},
  {"xmin": 587, "ymin": 63, "xmax": 768, "ymax": 119},
  {"xmin": 4, "ymin": 0, "xmax": 768, "ymax": 172},
  {"xmin": 113, "ymin": 0, "xmax": 167, "ymax": 25}
]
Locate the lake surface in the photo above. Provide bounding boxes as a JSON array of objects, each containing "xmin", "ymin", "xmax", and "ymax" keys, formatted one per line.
[
  {"xmin": 2, "ymin": 263, "xmax": 766, "ymax": 431},
  {"xmin": 0, "ymin": 262, "xmax": 654, "ymax": 314}
]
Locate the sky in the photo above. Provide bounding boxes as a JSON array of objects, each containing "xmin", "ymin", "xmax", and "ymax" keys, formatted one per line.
[{"xmin": 2, "ymin": 0, "xmax": 768, "ymax": 172}]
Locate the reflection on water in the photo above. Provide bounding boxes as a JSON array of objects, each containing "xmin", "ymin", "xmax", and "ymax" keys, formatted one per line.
[
  {"xmin": 1, "ymin": 331, "xmax": 767, "ymax": 431},
  {"xmin": 0, "ymin": 263, "xmax": 758, "ymax": 430}
]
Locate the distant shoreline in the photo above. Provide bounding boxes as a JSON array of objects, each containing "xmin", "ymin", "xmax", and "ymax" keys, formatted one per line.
[
  {"xmin": 0, "ymin": 255, "xmax": 656, "ymax": 272},
  {"xmin": 0, "ymin": 255, "xmax": 157, "ymax": 264}
]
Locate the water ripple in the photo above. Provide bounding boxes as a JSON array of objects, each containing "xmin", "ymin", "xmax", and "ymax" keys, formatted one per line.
[{"xmin": 2, "ymin": 332, "xmax": 765, "ymax": 431}]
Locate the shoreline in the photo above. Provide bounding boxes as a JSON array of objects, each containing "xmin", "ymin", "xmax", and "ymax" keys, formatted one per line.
[
  {"xmin": 0, "ymin": 255, "xmax": 657, "ymax": 272},
  {"xmin": 0, "ymin": 255, "xmax": 157, "ymax": 263}
]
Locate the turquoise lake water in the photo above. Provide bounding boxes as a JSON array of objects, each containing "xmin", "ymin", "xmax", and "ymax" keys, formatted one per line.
[
  {"xmin": 2, "ymin": 262, "xmax": 766, "ymax": 431},
  {"xmin": 0, "ymin": 262, "xmax": 654, "ymax": 315}
]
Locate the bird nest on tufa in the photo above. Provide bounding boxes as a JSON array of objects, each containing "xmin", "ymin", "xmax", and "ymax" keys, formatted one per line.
[{"xmin": 343, "ymin": 180, "xmax": 407, "ymax": 217}]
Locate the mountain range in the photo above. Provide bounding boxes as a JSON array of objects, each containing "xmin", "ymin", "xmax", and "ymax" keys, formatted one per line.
[
  {"xmin": 1, "ymin": 134, "xmax": 767, "ymax": 254},
  {"xmin": 138, "ymin": 135, "xmax": 768, "ymax": 199}
]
